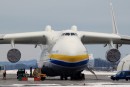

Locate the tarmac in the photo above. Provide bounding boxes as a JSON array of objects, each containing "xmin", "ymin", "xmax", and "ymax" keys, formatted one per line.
[{"xmin": 0, "ymin": 70, "xmax": 130, "ymax": 87}]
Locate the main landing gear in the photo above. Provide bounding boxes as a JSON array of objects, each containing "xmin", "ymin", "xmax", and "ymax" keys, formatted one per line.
[
  {"xmin": 60, "ymin": 75, "xmax": 68, "ymax": 80},
  {"xmin": 70, "ymin": 72, "xmax": 85, "ymax": 80},
  {"xmin": 60, "ymin": 72, "xmax": 85, "ymax": 80}
]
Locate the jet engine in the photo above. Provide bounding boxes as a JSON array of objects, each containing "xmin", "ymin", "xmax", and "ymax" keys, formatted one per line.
[
  {"xmin": 106, "ymin": 49, "xmax": 121, "ymax": 63},
  {"xmin": 7, "ymin": 49, "xmax": 21, "ymax": 63}
]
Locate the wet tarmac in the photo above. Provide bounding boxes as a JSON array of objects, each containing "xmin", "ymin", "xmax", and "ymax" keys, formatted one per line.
[{"xmin": 0, "ymin": 73, "xmax": 130, "ymax": 87}]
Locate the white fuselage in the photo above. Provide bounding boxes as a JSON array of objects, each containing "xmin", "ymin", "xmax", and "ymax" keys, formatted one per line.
[{"xmin": 39, "ymin": 31, "xmax": 89, "ymax": 76}]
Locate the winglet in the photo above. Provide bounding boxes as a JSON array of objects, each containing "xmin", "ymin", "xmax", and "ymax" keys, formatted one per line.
[{"xmin": 110, "ymin": 0, "xmax": 118, "ymax": 34}]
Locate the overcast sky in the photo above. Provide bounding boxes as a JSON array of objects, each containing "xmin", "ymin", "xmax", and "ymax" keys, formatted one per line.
[{"xmin": 0, "ymin": 0, "xmax": 130, "ymax": 61}]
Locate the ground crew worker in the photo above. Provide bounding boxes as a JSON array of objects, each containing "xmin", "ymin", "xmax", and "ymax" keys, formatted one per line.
[
  {"xmin": 3, "ymin": 70, "xmax": 6, "ymax": 80},
  {"xmin": 33, "ymin": 68, "xmax": 38, "ymax": 77}
]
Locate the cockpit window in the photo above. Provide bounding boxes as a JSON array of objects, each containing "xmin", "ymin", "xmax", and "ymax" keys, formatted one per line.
[
  {"xmin": 65, "ymin": 33, "xmax": 70, "ymax": 36},
  {"xmin": 62, "ymin": 33, "xmax": 77, "ymax": 36},
  {"xmin": 71, "ymin": 33, "xmax": 75, "ymax": 36}
]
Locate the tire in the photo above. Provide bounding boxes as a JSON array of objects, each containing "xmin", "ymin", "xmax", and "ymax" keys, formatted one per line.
[
  {"xmin": 116, "ymin": 78, "xmax": 119, "ymax": 81},
  {"xmin": 70, "ymin": 76, "xmax": 74, "ymax": 80},
  {"xmin": 112, "ymin": 78, "xmax": 115, "ymax": 81},
  {"xmin": 65, "ymin": 77, "xmax": 68, "ymax": 80},
  {"xmin": 125, "ymin": 78, "xmax": 128, "ymax": 81},
  {"xmin": 60, "ymin": 76, "xmax": 63, "ymax": 80},
  {"xmin": 81, "ymin": 74, "xmax": 85, "ymax": 80},
  {"xmin": 41, "ymin": 77, "xmax": 46, "ymax": 81}
]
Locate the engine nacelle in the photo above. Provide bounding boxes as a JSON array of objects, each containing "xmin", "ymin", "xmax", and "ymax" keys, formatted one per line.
[
  {"xmin": 7, "ymin": 49, "xmax": 21, "ymax": 63},
  {"xmin": 106, "ymin": 49, "xmax": 121, "ymax": 63}
]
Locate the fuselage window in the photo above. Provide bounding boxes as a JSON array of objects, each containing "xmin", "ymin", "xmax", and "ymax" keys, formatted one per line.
[{"xmin": 65, "ymin": 33, "xmax": 70, "ymax": 36}]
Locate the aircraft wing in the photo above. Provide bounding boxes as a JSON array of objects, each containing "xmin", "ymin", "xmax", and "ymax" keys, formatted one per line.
[
  {"xmin": 79, "ymin": 31, "xmax": 130, "ymax": 44},
  {"xmin": 0, "ymin": 31, "xmax": 52, "ymax": 44}
]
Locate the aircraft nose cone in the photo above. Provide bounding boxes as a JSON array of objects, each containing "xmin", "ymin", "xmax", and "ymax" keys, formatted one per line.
[
  {"xmin": 52, "ymin": 36, "xmax": 87, "ymax": 56},
  {"xmin": 63, "ymin": 43, "xmax": 86, "ymax": 56},
  {"xmin": 66, "ymin": 49, "xmax": 79, "ymax": 56}
]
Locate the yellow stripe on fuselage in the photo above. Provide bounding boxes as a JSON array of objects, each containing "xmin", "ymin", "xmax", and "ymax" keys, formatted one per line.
[{"xmin": 49, "ymin": 54, "xmax": 89, "ymax": 63}]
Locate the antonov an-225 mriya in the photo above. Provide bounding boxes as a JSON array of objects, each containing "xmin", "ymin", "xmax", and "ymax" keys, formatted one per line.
[{"xmin": 0, "ymin": 1, "xmax": 130, "ymax": 80}]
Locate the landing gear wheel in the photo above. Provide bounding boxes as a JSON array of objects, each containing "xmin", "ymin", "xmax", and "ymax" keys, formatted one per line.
[
  {"xmin": 112, "ymin": 78, "xmax": 115, "ymax": 81},
  {"xmin": 70, "ymin": 76, "xmax": 74, "ymax": 80},
  {"xmin": 81, "ymin": 74, "xmax": 85, "ymax": 80},
  {"xmin": 116, "ymin": 78, "xmax": 119, "ymax": 81},
  {"xmin": 41, "ymin": 77, "xmax": 46, "ymax": 81},
  {"xmin": 60, "ymin": 76, "xmax": 63, "ymax": 80},
  {"xmin": 60, "ymin": 75, "xmax": 68, "ymax": 80},
  {"xmin": 65, "ymin": 76, "xmax": 68, "ymax": 80},
  {"xmin": 126, "ymin": 78, "xmax": 128, "ymax": 81},
  {"xmin": 70, "ymin": 72, "xmax": 85, "ymax": 80}
]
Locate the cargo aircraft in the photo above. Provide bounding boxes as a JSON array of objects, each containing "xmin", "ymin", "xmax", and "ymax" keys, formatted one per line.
[{"xmin": 0, "ymin": 1, "xmax": 130, "ymax": 80}]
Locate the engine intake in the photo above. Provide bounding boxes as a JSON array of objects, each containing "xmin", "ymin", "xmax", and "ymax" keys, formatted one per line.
[
  {"xmin": 106, "ymin": 49, "xmax": 121, "ymax": 63},
  {"xmin": 7, "ymin": 49, "xmax": 21, "ymax": 63}
]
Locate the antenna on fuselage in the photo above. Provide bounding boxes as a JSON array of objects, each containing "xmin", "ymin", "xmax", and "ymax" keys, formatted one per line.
[
  {"xmin": 110, "ymin": 0, "xmax": 118, "ymax": 34},
  {"xmin": 45, "ymin": 25, "xmax": 53, "ymax": 31},
  {"xmin": 71, "ymin": 25, "xmax": 77, "ymax": 31}
]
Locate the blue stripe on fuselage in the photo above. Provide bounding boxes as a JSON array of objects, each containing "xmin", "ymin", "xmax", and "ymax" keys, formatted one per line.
[{"xmin": 50, "ymin": 59, "xmax": 89, "ymax": 67}]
